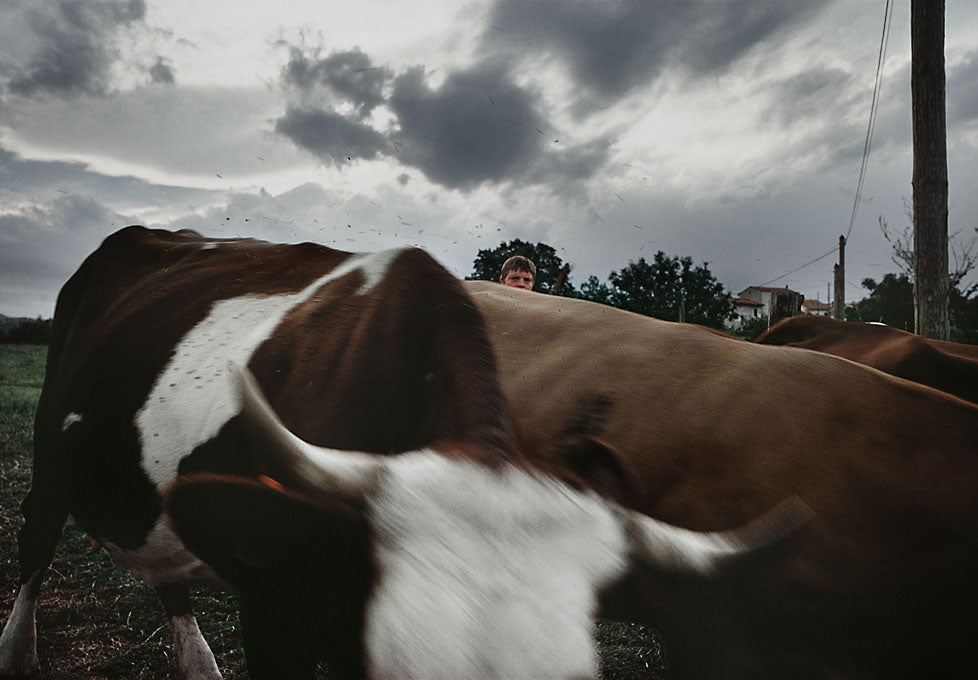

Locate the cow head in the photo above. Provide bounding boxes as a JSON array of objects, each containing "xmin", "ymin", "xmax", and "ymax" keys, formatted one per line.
[{"xmin": 165, "ymin": 364, "xmax": 810, "ymax": 680}]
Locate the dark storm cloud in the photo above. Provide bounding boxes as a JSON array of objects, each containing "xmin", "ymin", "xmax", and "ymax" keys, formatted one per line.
[
  {"xmin": 282, "ymin": 47, "xmax": 389, "ymax": 119},
  {"xmin": 275, "ymin": 48, "xmax": 596, "ymax": 191},
  {"xmin": 273, "ymin": 4, "xmax": 841, "ymax": 192},
  {"xmin": 388, "ymin": 63, "xmax": 547, "ymax": 189},
  {"xmin": 149, "ymin": 56, "xmax": 175, "ymax": 85},
  {"xmin": 274, "ymin": 107, "xmax": 390, "ymax": 164},
  {"xmin": 6, "ymin": 0, "xmax": 147, "ymax": 98},
  {"xmin": 523, "ymin": 134, "xmax": 615, "ymax": 188},
  {"xmin": 484, "ymin": 1, "xmax": 830, "ymax": 110}
]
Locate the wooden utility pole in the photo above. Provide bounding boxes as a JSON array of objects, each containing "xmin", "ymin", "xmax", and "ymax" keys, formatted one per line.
[
  {"xmin": 911, "ymin": 0, "xmax": 949, "ymax": 339},
  {"xmin": 833, "ymin": 235, "xmax": 846, "ymax": 319}
]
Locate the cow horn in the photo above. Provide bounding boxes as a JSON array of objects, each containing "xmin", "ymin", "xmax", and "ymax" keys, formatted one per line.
[
  {"xmin": 229, "ymin": 361, "xmax": 383, "ymax": 499},
  {"xmin": 624, "ymin": 496, "xmax": 812, "ymax": 575}
]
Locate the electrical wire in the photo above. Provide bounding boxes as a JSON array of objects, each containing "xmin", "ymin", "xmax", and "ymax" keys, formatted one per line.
[
  {"xmin": 845, "ymin": 0, "xmax": 895, "ymax": 242},
  {"xmin": 755, "ymin": 247, "xmax": 838, "ymax": 288},
  {"xmin": 756, "ymin": 0, "xmax": 895, "ymax": 290}
]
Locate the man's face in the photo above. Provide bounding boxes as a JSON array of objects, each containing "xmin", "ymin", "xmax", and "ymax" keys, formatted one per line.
[{"xmin": 501, "ymin": 269, "xmax": 534, "ymax": 290}]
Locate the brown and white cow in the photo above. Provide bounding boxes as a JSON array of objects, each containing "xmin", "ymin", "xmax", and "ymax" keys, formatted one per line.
[
  {"xmin": 0, "ymin": 227, "xmax": 802, "ymax": 680},
  {"xmin": 755, "ymin": 313, "xmax": 978, "ymax": 405},
  {"xmin": 466, "ymin": 281, "xmax": 978, "ymax": 680}
]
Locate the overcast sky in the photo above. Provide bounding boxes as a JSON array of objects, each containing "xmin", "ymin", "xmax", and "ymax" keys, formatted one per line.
[{"xmin": 1, "ymin": 0, "xmax": 977, "ymax": 319}]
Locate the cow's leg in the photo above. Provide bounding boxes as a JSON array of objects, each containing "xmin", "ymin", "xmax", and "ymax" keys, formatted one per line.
[
  {"xmin": 155, "ymin": 585, "xmax": 222, "ymax": 680},
  {"xmin": 0, "ymin": 571, "xmax": 45, "ymax": 676},
  {"xmin": 0, "ymin": 488, "xmax": 68, "ymax": 676}
]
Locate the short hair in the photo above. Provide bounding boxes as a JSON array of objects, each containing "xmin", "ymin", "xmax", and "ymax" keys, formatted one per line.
[{"xmin": 500, "ymin": 255, "xmax": 536, "ymax": 279}]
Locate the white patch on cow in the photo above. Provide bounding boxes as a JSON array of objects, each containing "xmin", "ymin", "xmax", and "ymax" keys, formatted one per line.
[
  {"xmin": 364, "ymin": 452, "xmax": 628, "ymax": 680},
  {"xmin": 126, "ymin": 248, "xmax": 404, "ymax": 587},
  {"xmin": 136, "ymin": 247, "xmax": 405, "ymax": 488},
  {"xmin": 61, "ymin": 412, "xmax": 83, "ymax": 431}
]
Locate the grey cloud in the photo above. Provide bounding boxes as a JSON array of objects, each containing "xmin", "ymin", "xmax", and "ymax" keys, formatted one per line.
[
  {"xmin": 0, "ymin": 147, "xmax": 212, "ymax": 208},
  {"xmin": 484, "ymin": 1, "xmax": 830, "ymax": 112},
  {"xmin": 6, "ymin": 0, "xmax": 147, "ymax": 98},
  {"xmin": 0, "ymin": 193, "xmax": 128, "ymax": 316},
  {"xmin": 0, "ymin": 192, "xmax": 126, "ymax": 244},
  {"xmin": 282, "ymin": 47, "xmax": 389, "ymax": 119},
  {"xmin": 149, "ymin": 56, "xmax": 175, "ymax": 85},
  {"xmin": 948, "ymin": 51, "xmax": 978, "ymax": 126},
  {"xmin": 275, "ymin": 50, "xmax": 569, "ymax": 191},
  {"xmin": 274, "ymin": 107, "xmax": 390, "ymax": 164},
  {"xmin": 5, "ymin": 87, "xmax": 295, "ymax": 178},
  {"xmin": 523, "ymin": 135, "xmax": 616, "ymax": 191},
  {"xmin": 388, "ymin": 63, "xmax": 546, "ymax": 189},
  {"xmin": 768, "ymin": 68, "xmax": 854, "ymax": 127}
]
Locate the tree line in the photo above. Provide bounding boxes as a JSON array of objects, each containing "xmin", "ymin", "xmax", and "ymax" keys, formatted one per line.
[
  {"xmin": 0, "ymin": 317, "xmax": 53, "ymax": 345},
  {"xmin": 468, "ymin": 239, "xmax": 738, "ymax": 332},
  {"xmin": 469, "ymin": 237, "xmax": 978, "ymax": 344},
  {"xmin": 846, "ymin": 273, "xmax": 978, "ymax": 344}
]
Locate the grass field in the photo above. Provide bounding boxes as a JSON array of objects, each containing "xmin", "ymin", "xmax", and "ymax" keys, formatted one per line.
[{"xmin": 0, "ymin": 344, "xmax": 666, "ymax": 678}]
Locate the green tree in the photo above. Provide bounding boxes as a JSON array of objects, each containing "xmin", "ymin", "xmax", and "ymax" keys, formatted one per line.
[
  {"xmin": 468, "ymin": 239, "xmax": 576, "ymax": 295},
  {"xmin": 578, "ymin": 275, "xmax": 612, "ymax": 305},
  {"xmin": 592, "ymin": 252, "xmax": 734, "ymax": 329},
  {"xmin": 950, "ymin": 293, "xmax": 978, "ymax": 344},
  {"xmin": 846, "ymin": 271, "xmax": 978, "ymax": 343},
  {"xmin": 733, "ymin": 314, "xmax": 770, "ymax": 341},
  {"xmin": 1, "ymin": 317, "xmax": 53, "ymax": 344},
  {"xmin": 878, "ymin": 208, "xmax": 978, "ymax": 341},
  {"xmin": 845, "ymin": 274, "xmax": 915, "ymax": 330}
]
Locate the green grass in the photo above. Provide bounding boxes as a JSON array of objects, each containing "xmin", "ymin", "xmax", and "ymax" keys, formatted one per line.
[
  {"xmin": 0, "ymin": 344, "xmax": 667, "ymax": 678},
  {"xmin": 0, "ymin": 344, "xmax": 45, "ymax": 457}
]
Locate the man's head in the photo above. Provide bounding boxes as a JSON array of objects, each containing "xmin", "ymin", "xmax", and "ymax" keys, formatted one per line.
[{"xmin": 499, "ymin": 256, "xmax": 536, "ymax": 290}]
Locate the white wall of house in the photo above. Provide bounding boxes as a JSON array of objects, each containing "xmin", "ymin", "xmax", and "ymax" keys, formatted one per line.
[{"xmin": 725, "ymin": 299, "xmax": 765, "ymax": 329}]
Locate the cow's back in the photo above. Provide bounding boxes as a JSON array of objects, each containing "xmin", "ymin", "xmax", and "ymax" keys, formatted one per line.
[
  {"xmin": 466, "ymin": 280, "xmax": 978, "ymax": 679},
  {"xmin": 756, "ymin": 314, "xmax": 978, "ymax": 404},
  {"xmin": 42, "ymin": 227, "xmax": 512, "ymax": 556}
]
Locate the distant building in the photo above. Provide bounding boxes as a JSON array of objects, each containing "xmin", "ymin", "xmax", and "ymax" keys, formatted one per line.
[
  {"xmin": 801, "ymin": 299, "xmax": 831, "ymax": 316},
  {"xmin": 726, "ymin": 297, "xmax": 766, "ymax": 330},
  {"xmin": 736, "ymin": 286, "xmax": 804, "ymax": 326}
]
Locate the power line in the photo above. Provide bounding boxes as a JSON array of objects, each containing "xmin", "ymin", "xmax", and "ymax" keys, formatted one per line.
[
  {"xmin": 846, "ymin": 0, "xmax": 895, "ymax": 241},
  {"xmin": 757, "ymin": 0, "xmax": 895, "ymax": 290},
  {"xmin": 756, "ymin": 247, "xmax": 837, "ymax": 288}
]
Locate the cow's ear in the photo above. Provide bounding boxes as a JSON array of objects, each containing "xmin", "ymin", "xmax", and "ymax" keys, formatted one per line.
[
  {"xmin": 557, "ymin": 435, "xmax": 637, "ymax": 507},
  {"xmin": 164, "ymin": 474, "xmax": 372, "ymax": 600}
]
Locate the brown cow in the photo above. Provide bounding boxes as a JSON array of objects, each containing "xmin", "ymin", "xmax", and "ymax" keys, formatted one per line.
[
  {"xmin": 0, "ymin": 227, "xmax": 801, "ymax": 680},
  {"xmin": 466, "ymin": 280, "xmax": 978, "ymax": 680},
  {"xmin": 755, "ymin": 313, "xmax": 978, "ymax": 405}
]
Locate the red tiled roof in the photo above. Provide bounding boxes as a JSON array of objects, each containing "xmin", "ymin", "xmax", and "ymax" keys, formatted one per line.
[
  {"xmin": 738, "ymin": 286, "xmax": 801, "ymax": 295},
  {"xmin": 802, "ymin": 299, "xmax": 830, "ymax": 312},
  {"xmin": 729, "ymin": 297, "xmax": 764, "ymax": 307}
]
